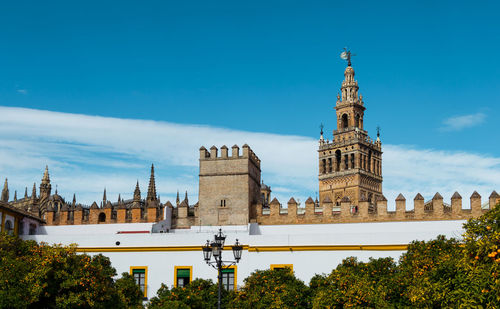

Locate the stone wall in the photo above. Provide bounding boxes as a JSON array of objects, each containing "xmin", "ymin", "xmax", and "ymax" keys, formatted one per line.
[{"xmin": 254, "ymin": 191, "xmax": 500, "ymax": 225}]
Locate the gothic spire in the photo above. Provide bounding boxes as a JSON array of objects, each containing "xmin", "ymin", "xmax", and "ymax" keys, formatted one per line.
[
  {"xmin": 42, "ymin": 165, "xmax": 50, "ymax": 183},
  {"xmin": 134, "ymin": 181, "xmax": 141, "ymax": 201},
  {"xmin": 184, "ymin": 190, "xmax": 189, "ymax": 205},
  {"xmin": 1, "ymin": 178, "xmax": 8, "ymax": 202},
  {"xmin": 176, "ymin": 190, "xmax": 180, "ymax": 206},
  {"xmin": 147, "ymin": 164, "xmax": 157, "ymax": 201},
  {"xmin": 103, "ymin": 188, "xmax": 107, "ymax": 202},
  {"xmin": 32, "ymin": 183, "xmax": 37, "ymax": 199},
  {"xmin": 13, "ymin": 190, "xmax": 17, "ymax": 201},
  {"xmin": 40, "ymin": 166, "xmax": 52, "ymax": 199},
  {"xmin": 72, "ymin": 193, "xmax": 76, "ymax": 205},
  {"xmin": 24, "ymin": 187, "xmax": 28, "ymax": 199}
]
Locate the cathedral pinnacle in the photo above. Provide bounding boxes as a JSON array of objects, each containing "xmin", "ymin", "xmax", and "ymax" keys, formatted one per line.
[
  {"xmin": 42, "ymin": 165, "xmax": 50, "ymax": 183},
  {"xmin": 1, "ymin": 178, "xmax": 8, "ymax": 202},
  {"xmin": 134, "ymin": 181, "xmax": 141, "ymax": 201},
  {"xmin": 176, "ymin": 190, "xmax": 180, "ymax": 206},
  {"xmin": 32, "ymin": 183, "xmax": 37, "ymax": 199},
  {"xmin": 147, "ymin": 164, "xmax": 157, "ymax": 201},
  {"xmin": 103, "ymin": 188, "xmax": 107, "ymax": 202}
]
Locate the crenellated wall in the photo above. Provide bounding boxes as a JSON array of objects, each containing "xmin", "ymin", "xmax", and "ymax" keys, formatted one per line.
[
  {"xmin": 254, "ymin": 191, "xmax": 500, "ymax": 225},
  {"xmin": 45, "ymin": 203, "xmax": 166, "ymax": 226}
]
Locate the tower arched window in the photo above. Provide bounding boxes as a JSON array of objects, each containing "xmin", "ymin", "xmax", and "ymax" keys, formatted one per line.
[
  {"xmin": 341, "ymin": 114, "xmax": 349, "ymax": 129},
  {"xmin": 355, "ymin": 114, "xmax": 360, "ymax": 128},
  {"xmin": 344, "ymin": 154, "xmax": 349, "ymax": 169},
  {"xmin": 328, "ymin": 158, "xmax": 332, "ymax": 173},
  {"xmin": 350, "ymin": 154, "xmax": 355, "ymax": 169},
  {"xmin": 322, "ymin": 159, "xmax": 326, "ymax": 174},
  {"xmin": 335, "ymin": 150, "xmax": 341, "ymax": 171}
]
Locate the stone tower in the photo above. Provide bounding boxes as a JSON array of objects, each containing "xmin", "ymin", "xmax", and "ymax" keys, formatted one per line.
[
  {"xmin": 197, "ymin": 144, "xmax": 261, "ymax": 226},
  {"xmin": 318, "ymin": 62, "xmax": 382, "ymax": 209}
]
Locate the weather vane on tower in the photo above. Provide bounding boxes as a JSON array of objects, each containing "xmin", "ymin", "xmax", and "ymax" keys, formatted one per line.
[{"xmin": 340, "ymin": 48, "xmax": 355, "ymax": 66}]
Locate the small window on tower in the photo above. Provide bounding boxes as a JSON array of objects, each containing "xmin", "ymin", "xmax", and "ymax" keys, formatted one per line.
[
  {"xmin": 220, "ymin": 199, "xmax": 226, "ymax": 207},
  {"xmin": 342, "ymin": 114, "xmax": 349, "ymax": 129}
]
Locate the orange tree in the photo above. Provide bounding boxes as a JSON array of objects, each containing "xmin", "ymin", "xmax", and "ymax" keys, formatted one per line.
[
  {"xmin": 397, "ymin": 235, "xmax": 462, "ymax": 307},
  {"xmin": 0, "ymin": 233, "xmax": 143, "ymax": 309},
  {"xmin": 229, "ymin": 268, "xmax": 310, "ymax": 309},
  {"xmin": 455, "ymin": 202, "xmax": 500, "ymax": 307},
  {"xmin": 148, "ymin": 278, "xmax": 235, "ymax": 309},
  {"xmin": 310, "ymin": 257, "xmax": 399, "ymax": 308}
]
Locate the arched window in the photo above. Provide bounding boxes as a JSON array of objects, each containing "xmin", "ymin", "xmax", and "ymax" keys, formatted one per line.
[
  {"xmin": 344, "ymin": 154, "xmax": 349, "ymax": 170},
  {"xmin": 341, "ymin": 114, "xmax": 349, "ymax": 129},
  {"xmin": 355, "ymin": 114, "xmax": 360, "ymax": 128},
  {"xmin": 322, "ymin": 159, "xmax": 326, "ymax": 174},
  {"xmin": 5, "ymin": 220, "xmax": 14, "ymax": 235},
  {"xmin": 98, "ymin": 212, "xmax": 106, "ymax": 223},
  {"xmin": 335, "ymin": 150, "xmax": 341, "ymax": 171},
  {"xmin": 328, "ymin": 158, "xmax": 332, "ymax": 173},
  {"xmin": 350, "ymin": 154, "xmax": 355, "ymax": 169}
]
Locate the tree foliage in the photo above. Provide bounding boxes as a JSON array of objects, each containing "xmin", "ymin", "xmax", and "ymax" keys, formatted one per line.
[
  {"xmin": 229, "ymin": 268, "xmax": 310, "ymax": 308},
  {"xmin": 0, "ymin": 233, "xmax": 143, "ymax": 309},
  {"xmin": 310, "ymin": 257, "xmax": 399, "ymax": 308},
  {"xmin": 149, "ymin": 278, "xmax": 234, "ymax": 309}
]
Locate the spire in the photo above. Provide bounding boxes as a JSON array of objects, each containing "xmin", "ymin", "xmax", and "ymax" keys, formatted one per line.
[
  {"xmin": 32, "ymin": 183, "xmax": 37, "ymax": 199},
  {"xmin": 147, "ymin": 164, "xmax": 157, "ymax": 201},
  {"xmin": 24, "ymin": 187, "xmax": 28, "ymax": 199},
  {"xmin": 103, "ymin": 188, "xmax": 107, "ymax": 203},
  {"xmin": 176, "ymin": 190, "xmax": 180, "ymax": 206},
  {"xmin": 1, "ymin": 178, "xmax": 8, "ymax": 202},
  {"xmin": 184, "ymin": 191, "xmax": 189, "ymax": 205},
  {"xmin": 42, "ymin": 165, "xmax": 50, "ymax": 183},
  {"xmin": 134, "ymin": 181, "xmax": 141, "ymax": 201},
  {"xmin": 117, "ymin": 193, "xmax": 121, "ymax": 203},
  {"xmin": 40, "ymin": 166, "xmax": 52, "ymax": 199},
  {"xmin": 13, "ymin": 190, "xmax": 17, "ymax": 201},
  {"xmin": 72, "ymin": 194, "xmax": 76, "ymax": 205}
]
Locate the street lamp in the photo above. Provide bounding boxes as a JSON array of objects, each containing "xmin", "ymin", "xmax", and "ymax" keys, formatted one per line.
[{"xmin": 202, "ymin": 229, "xmax": 243, "ymax": 309}]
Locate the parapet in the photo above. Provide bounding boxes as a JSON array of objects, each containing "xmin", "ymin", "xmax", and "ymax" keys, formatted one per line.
[
  {"xmin": 199, "ymin": 144, "xmax": 261, "ymax": 168},
  {"xmin": 254, "ymin": 191, "xmax": 500, "ymax": 225}
]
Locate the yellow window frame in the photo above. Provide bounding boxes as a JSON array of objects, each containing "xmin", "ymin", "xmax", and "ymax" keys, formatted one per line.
[
  {"xmin": 222, "ymin": 265, "xmax": 238, "ymax": 291},
  {"xmin": 270, "ymin": 264, "xmax": 293, "ymax": 271},
  {"xmin": 130, "ymin": 266, "xmax": 148, "ymax": 298},
  {"xmin": 174, "ymin": 266, "xmax": 193, "ymax": 288}
]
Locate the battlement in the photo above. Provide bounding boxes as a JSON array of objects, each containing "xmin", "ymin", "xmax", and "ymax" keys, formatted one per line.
[
  {"xmin": 319, "ymin": 130, "xmax": 381, "ymax": 151},
  {"xmin": 199, "ymin": 144, "xmax": 261, "ymax": 168},
  {"xmin": 254, "ymin": 191, "xmax": 500, "ymax": 225}
]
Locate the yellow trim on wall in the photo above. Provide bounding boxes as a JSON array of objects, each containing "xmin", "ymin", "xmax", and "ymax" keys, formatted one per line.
[
  {"xmin": 270, "ymin": 264, "xmax": 293, "ymax": 271},
  {"xmin": 76, "ymin": 244, "xmax": 407, "ymax": 253},
  {"xmin": 174, "ymin": 266, "xmax": 193, "ymax": 288},
  {"xmin": 130, "ymin": 266, "xmax": 148, "ymax": 298}
]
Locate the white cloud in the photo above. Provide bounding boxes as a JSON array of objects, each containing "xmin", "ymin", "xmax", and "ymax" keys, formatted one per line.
[
  {"xmin": 16, "ymin": 89, "xmax": 28, "ymax": 95},
  {"xmin": 441, "ymin": 112, "xmax": 486, "ymax": 131},
  {"xmin": 0, "ymin": 106, "xmax": 498, "ymax": 208}
]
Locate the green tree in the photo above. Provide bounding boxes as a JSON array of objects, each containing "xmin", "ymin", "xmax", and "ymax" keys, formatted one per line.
[
  {"xmin": 397, "ymin": 235, "xmax": 462, "ymax": 308},
  {"xmin": 0, "ymin": 233, "xmax": 143, "ymax": 309},
  {"xmin": 230, "ymin": 268, "xmax": 309, "ymax": 309},
  {"xmin": 149, "ymin": 278, "xmax": 235, "ymax": 309},
  {"xmin": 455, "ymin": 202, "xmax": 500, "ymax": 307},
  {"xmin": 115, "ymin": 272, "xmax": 145, "ymax": 309},
  {"xmin": 310, "ymin": 257, "xmax": 399, "ymax": 308}
]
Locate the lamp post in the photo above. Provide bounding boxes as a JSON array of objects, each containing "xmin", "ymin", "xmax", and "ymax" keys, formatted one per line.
[{"xmin": 202, "ymin": 229, "xmax": 243, "ymax": 309}]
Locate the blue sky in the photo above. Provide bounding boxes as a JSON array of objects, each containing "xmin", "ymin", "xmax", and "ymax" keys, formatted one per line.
[{"xmin": 0, "ymin": 1, "xmax": 499, "ymax": 206}]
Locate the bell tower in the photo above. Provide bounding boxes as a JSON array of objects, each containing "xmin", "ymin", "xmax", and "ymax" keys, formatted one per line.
[{"xmin": 318, "ymin": 56, "xmax": 382, "ymax": 209}]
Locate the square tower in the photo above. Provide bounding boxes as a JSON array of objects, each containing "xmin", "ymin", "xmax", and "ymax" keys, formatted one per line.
[
  {"xmin": 197, "ymin": 144, "xmax": 261, "ymax": 226},
  {"xmin": 318, "ymin": 63, "xmax": 383, "ymax": 209}
]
